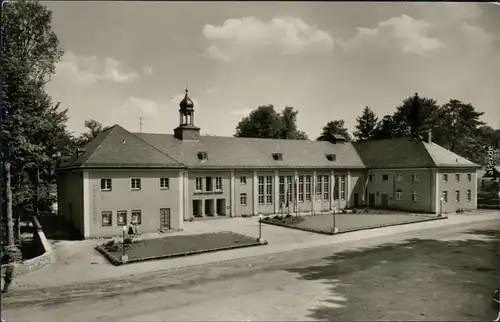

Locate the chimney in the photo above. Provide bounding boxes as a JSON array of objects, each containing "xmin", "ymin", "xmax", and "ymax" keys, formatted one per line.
[{"xmin": 427, "ymin": 130, "xmax": 432, "ymax": 144}]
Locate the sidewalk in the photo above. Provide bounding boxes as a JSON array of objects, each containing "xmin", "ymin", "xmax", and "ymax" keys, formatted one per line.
[{"xmin": 11, "ymin": 211, "xmax": 499, "ymax": 290}]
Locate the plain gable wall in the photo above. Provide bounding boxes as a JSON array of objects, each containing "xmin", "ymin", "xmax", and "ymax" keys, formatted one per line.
[
  {"xmin": 57, "ymin": 170, "xmax": 84, "ymax": 237},
  {"xmin": 438, "ymin": 168, "xmax": 477, "ymax": 213},
  {"xmin": 87, "ymin": 169, "xmax": 182, "ymax": 238}
]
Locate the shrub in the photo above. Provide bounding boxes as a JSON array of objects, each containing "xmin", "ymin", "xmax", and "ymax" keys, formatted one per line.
[
  {"xmin": 105, "ymin": 240, "xmax": 115, "ymax": 247},
  {"xmin": 124, "ymin": 237, "xmax": 133, "ymax": 244},
  {"xmin": 285, "ymin": 214, "xmax": 292, "ymax": 218}
]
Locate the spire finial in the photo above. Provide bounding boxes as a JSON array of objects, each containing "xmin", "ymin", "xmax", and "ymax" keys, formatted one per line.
[{"xmin": 185, "ymin": 84, "xmax": 188, "ymax": 94}]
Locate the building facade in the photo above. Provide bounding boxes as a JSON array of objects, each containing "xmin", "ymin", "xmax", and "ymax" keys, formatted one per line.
[{"xmin": 57, "ymin": 90, "xmax": 480, "ymax": 238}]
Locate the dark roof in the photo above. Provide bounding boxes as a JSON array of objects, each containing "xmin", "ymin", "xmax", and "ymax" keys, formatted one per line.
[
  {"xmin": 179, "ymin": 89, "xmax": 194, "ymax": 111},
  {"xmin": 60, "ymin": 125, "xmax": 184, "ymax": 169},
  {"xmin": 354, "ymin": 136, "xmax": 480, "ymax": 169},
  {"xmin": 135, "ymin": 133, "xmax": 365, "ymax": 169}
]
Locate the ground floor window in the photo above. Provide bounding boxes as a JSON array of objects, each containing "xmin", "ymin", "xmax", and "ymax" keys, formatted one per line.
[
  {"xmin": 466, "ymin": 189, "xmax": 471, "ymax": 202},
  {"xmin": 240, "ymin": 193, "xmax": 247, "ymax": 206},
  {"xmin": 455, "ymin": 190, "xmax": 460, "ymax": 202},
  {"xmin": 101, "ymin": 211, "xmax": 112, "ymax": 227},
  {"xmin": 442, "ymin": 191, "xmax": 448, "ymax": 203},
  {"xmin": 340, "ymin": 175, "xmax": 346, "ymax": 200},
  {"xmin": 305, "ymin": 176, "xmax": 311, "ymax": 201},
  {"xmin": 411, "ymin": 191, "xmax": 418, "ymax": 202},
  {"xmin": 131, "ymin": 210, "xmax": 142, "ymax": 225},
  {"xmin": 396, "ymin": 189, "xmax": 403, "ymax": 201},
  {"xmin": 117, "ymin": 210, "xmax": 127, "ymax": 226},
  {"xmin": 298, "ymin": 176, "xmax": 304, "ymax": 202}
]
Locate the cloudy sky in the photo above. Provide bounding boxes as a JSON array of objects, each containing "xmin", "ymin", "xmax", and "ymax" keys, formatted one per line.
[{"xmin": 46, "ymin": 2, "xmax": 500, "ymax": 138}]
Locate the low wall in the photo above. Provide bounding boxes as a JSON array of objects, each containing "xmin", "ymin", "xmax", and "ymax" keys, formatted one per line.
[{"xmin": 1, "ymin": 216, "xmax": 57, "ymax": 276}]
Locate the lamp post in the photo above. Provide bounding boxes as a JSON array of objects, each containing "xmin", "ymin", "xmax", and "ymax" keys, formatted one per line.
[
  {"xmin": 258, "ymin": 213, "xmax": 263, "ymax": 242},
  {"xmin": 332, "ymin": 206, "xmax": 339, "ymax": 234},
  {"xmin": 121, "ymin": 226, "xmax": 128, "ymax": 264},
  {"xmin": 439, "ymin": 197, "xmax": 444, "ymax": 217}
]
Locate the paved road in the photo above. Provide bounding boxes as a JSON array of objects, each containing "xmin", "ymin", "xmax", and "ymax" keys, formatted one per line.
[{"xmin": 3, "ymin": 219, "xmax": 499, "ymax": 321}]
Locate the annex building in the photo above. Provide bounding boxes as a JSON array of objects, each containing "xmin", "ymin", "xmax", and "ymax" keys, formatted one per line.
[{"xmin": 57, "ymin": 90, "xmax": 480, "ymax": 238}]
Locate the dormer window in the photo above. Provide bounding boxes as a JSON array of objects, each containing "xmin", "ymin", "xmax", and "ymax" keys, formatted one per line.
[
  {"xmin": 272, "ymin": 153, "xmax": 283, "ymax": 161},
  {"xmin": 197, "ymin": 151, "xmax": 208, "ymax": 161},
  {"xmin": 326, "ymin": 153, "xmax": 336, "ymax": 162}
]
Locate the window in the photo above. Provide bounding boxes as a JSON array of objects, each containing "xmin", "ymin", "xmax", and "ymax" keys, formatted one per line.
[
  {"xmin": 131, "ymin": 178, "xmax": 141, "ymax": 190},
  {"xmin": 316, "ymin": 175, "xmax": 323, "ymax": 196},
  {"xmin": 323, "ymin": 175, "xmax": 329, "ymax": 201},
  {"xmin": 396, "ymin": 173, "xmax": 403, "ymax": 182},
  {"xmin": 195, "ymin": 177, "xmax": 203, "ymax": 191},
  {"xmin": 101, "ymin": 179, "xmax": 112, "ymax": 191},
  {"xmin": 240, "ymin": 176, "xmax": 247, "ymax": 184},
  {"xmin": 265, "ymin": 176, "xmax": 273, "ymax": 204},
  {"xmin": 305, "ymin": 176, "xmax": 311, "ymax": 202},
  {"xmin": 412, "ymin": 191, "xmax": 418, "ymax": 202},
  {"xmin": 258, "ymin": 176, "xmax": 265, "ymax": 205},
  {"xmin": 340, "ymin": 175, "xmax": 346, "ymax": 200},
  {"xmin": 368, "ymin": 174, "xmax": 375, "ymax": 182},
  {"xmin": 117, "ymin": 210, "xmax": 127, "ymax": 226},
  {"xmin": 215, "ymin": 177, "xmax": 223, "ymax": 191},
  {"xmin": 382, "ymin": 174, "xmax": 389, "ymax": 181},
  {"xmin": 131, "ymin": 210, "xmax": 142, "ymax": 225},
  {"xmin": 334, "ymin": 175, "xmax": 339, "ymax": 199},
  {"xmin": 412, "ymin": 174, "xmax": 419, "ymax": 182},
  {"xmin": 287, "ymin": 176, "xmax": 293, "ymax": 202},
  {"xmin": 326, "ymin": 154, "xmax": 336, "ymax": 162},
  {"xmin": 160, "ymin": 177, "xmax": 170, "ymax": 190},
  {"xmin": 240, "ymin": 193, "xmax": 247, "ymax": 206},
  {"xmin": 279, "ymin": 176, "xmax": 285, "ymax": 205},
  {"xmin": 467, "ymin": 173, "xmax": 472, "ymax": 182},
  {"xmin": 442, "ymin": 191, "xmax": 448, "ymax": 203},
  {"xmin": 466, "ymin": 189, "xmax": 471, "ymax": 202},
  {"xmin": 298, "ymin": 176, "xmax": 304, "ymax": 202},
  {"xmin": 455, "ymin": 190, "xmax": 460, "ymax": 202},
  {"xmin": 455, "ymin": 173, "xmax": 460, "ymax": 182},
  {"xmin": 272, "ymin": 153, "xmax": 283, "ymax": 161},
  {"xmin": 197, "ymin": 151, "xmax": 208, "ymax": 161},
  {"xmin": 205, "ymin": 177, "xmax": 213, "ymax": 192},
  {"xmin": 101, "ymin": 211, "xmax": 112, "ymax": 227},
  {"xmin": 443, "ymin": 174, "xmax": 448, "ymax": 182},
  {"xmin": 396, "ymin": 189, "xmax": 403, "ymax": 201}
]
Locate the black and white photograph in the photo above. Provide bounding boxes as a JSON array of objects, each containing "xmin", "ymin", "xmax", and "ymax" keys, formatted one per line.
[{"xmin": 1, "ymin": 1, "xmax": 499, "ymax": 321}]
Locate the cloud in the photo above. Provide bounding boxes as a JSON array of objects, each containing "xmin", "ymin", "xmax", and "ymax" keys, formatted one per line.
[
  {"xmin": 339, "ymin": 14, "xmax": 443, "ymax": 56},
  {"xmin": 202, "ymin": 17, "xmax": 334, "ymax": 62},
  {"xmin": 230, "ymin": 108, "xmax": 252, "ymax": 116},
  {"xmin": 142, "ymin": 66, "xmax": 154, "ymax": 76},
  {"xmin": 54, "ymin": 51, "xmax": 139, "ymax": 85}
]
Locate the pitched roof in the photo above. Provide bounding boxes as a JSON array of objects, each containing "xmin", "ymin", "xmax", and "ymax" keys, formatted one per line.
[
  {"xmin": 61, "ymin": 125, "xmax": 184, "ymax": 169},
  {"xmin": 134, "ymin": 133, "xmax": 365, "ymax": 169},
  {"xmin": 353, "ymin": 136, "xmax": 480, "ymax": 169}
]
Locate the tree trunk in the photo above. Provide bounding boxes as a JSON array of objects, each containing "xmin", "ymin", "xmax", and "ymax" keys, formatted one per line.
[{"xmin": 5, "ymin": 161, "xmax": 14, "ymax": 246}]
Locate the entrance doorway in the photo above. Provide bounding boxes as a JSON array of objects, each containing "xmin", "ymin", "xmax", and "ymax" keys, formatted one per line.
[
  {"xmin": 216, "ymin": 199, "xmax": 226, "ymax": 216},
  {"xmin": 381, "ymin": 194, "xmax": 389, "ymax": 208},
  {"xmin": 204, "ymin": 199, "xmax": 214, "ymax": 216},
  {"xmin": 160, "ymin": 208, "xmax": 171, "ymax": 230},
  {"xmin": 368, "ymin": 193, "xmax": 375, "ymax": 207},
  {"xmin": 353, "ymin": 193, "xmax": 359, "ymax": 207},
  {"xmin": 193, "ymin": 200, "xmax": 202, "ymax": 217}
]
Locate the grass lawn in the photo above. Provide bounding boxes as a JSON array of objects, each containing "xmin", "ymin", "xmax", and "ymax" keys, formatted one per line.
[
  {"xmin": 97, "ymin": 231, "xmax": 264, "ymax": 265},
  {"xmin": 263, "ymin": 213, "xmax": 443, "ymax": 235},
  {"xmin": 288, "ymin": 227, "xmax": 500, "ymax": 320}
]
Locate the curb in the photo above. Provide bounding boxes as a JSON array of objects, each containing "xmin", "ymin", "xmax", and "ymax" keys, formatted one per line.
[
  {"xmin": 95, "ymin": 232, "xmax": 267, "ymax": 266},
  {"xmin": 261, "ymin": 215, "xmax": 448, "ymax": 236}
]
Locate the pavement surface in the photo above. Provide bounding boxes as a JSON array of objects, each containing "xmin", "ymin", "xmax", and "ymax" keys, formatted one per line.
[
  {"xmin": 2, "ymin": 217, "xmax": 499, "ymax": 321},
  {"xmin": 6, "ymin": 211, "xmax": 499, "ymax": 290}
]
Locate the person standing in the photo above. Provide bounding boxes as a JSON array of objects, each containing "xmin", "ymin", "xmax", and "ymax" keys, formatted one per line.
[{"xmin": 2, "ymin": 263, "xmax": 14, "ymax": 293}]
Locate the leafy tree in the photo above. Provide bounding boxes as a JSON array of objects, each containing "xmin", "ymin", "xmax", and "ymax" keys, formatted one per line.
[
  {"xmin": 234, "ymin": 105, "xmax": 308, "ymax": 140},
  {"xmin": 76, "ymin": 119, "xmax": 111, "ymax": 147},
  {"xmin": 278, "ymin": 106, "xmax": 308, "ymax": 140},
  {"xmin": 371, "ymin": 115, "xmax": 398, "ymax": 140},
  {"xmin": 317, "ymin": 120, "xmax": 352, "ymax": 142},
  {"xmin": 353, "ymin": 106, "xmax": 378, "ymax": 141},
  {"xmin": 1, "ymin": 0, "xmax": 69, "ymax": 227},
  {"xmin": 392, "ymin": 93, "xmax": 441, "ymax": 138}
]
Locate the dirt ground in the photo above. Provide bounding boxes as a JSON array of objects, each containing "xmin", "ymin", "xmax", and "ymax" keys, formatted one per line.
[{"xmin": 2, "ymin": 219, "xmax": 499, "ymax": 321}]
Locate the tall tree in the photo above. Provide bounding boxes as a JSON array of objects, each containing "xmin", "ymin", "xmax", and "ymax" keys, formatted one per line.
[
  {"xmin": 353, "ymin": 106, "xmax": 378, "ymax": 141},
  {"xmin": 76, "ymin": 119, "xmax": 111, "ymax": 147},
  {"xmin": 278, "ymin": 106, "xmax": 308, "ymax": 140},
  {"xmin": 392, "ymin": 93, "xmax": 441, "ymax": 138},
  {"xmin": 371, "ymin": 115, "xmax": 398, "ymax": 140},
  {"xmin": 234, "ymin": 105, "xmax": 308, "ymax": 140},
  {"xmin": 317, "ymin": 120, "xmax": 352, "ymax": 142},
  {"xmin": 1, "ymin": 0, "xmax": 69, "ymax": 228}
]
